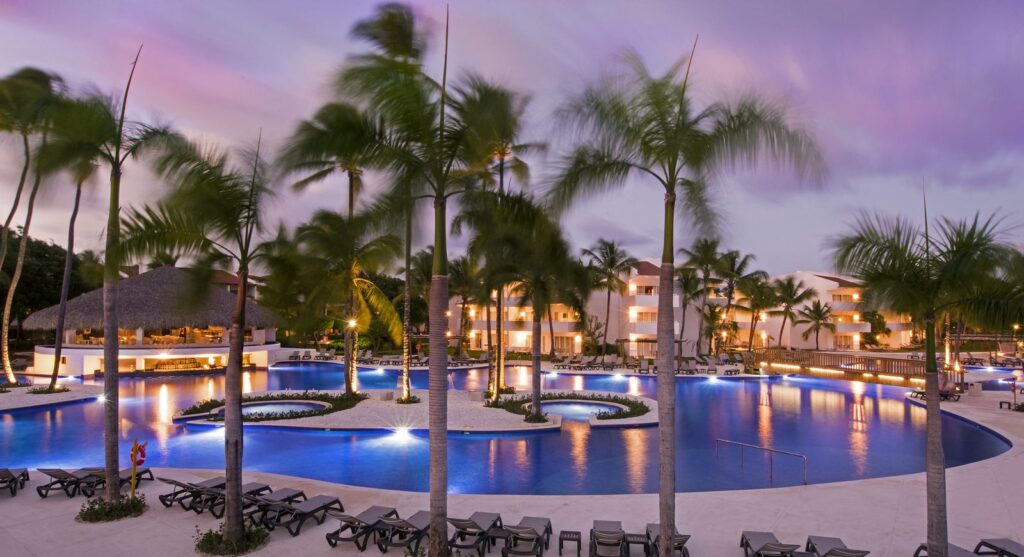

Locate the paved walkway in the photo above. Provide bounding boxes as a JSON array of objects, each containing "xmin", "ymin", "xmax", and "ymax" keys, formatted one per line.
[
  {"xmin": 2, "ymin": 389, "xmax": 1021, "ymax": 556},
  {"xmin": 0, "ymin": 382, "xmax": 102, "ymax": 411}
]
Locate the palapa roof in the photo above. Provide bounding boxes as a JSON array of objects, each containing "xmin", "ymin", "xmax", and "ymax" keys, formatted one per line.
[{"xmin": 22, "ymin": 266, "xmax": 278, "ymax": 330}]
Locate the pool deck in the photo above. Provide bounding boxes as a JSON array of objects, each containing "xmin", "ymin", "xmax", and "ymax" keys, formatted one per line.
[
  {"xmin": 2, "ymin": 387, "xmax": 1022, "ymax": 556},
  {"xmin": 0, "ymin": 382, "xmax": 103, "ymax": 411},
  {"xmin": 183, "ymin": 389, "xmax": 658, "ymax": 432}
]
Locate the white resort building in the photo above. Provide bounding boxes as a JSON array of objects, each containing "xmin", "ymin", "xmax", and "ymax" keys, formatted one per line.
[
  {"xmin": 22, "ymin": 266, "xmax": 280, "ymax": 377},
  {"xmin": 450, "ymin": 263, "xmax": 914, "ymax": 358}
]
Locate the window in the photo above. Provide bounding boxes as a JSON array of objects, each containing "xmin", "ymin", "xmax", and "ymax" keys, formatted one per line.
[
  {"xmin": 832, "ymin": 294, "xmax": 855, "ymax": 303},
  {"xmin": 638, "ymin": 285, "xmax": 657, "ymax": 296},
  {"xmin": 635, "ymin": 311, "xmax": 657, "ymax": 323}
]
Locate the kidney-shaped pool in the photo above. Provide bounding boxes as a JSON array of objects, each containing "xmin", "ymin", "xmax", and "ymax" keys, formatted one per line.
[{"xmin": 0, "ymin": 365, "xmax": 1010, "ymax": 494}]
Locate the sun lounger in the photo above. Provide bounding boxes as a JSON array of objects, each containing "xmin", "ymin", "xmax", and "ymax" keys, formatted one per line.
[
  {"xmin": 590, "ymin": 526, "xmax": 626, "ymax": 557},
  {"xmin": 637, "ymin": 359, "xmax": 651, "ymax": 374},
  {"xmin": 259, "ymin": 494, "xmax": 343, "ymax": 536},
  {"xmin": 301, "ymin": 350, "xmax": 312, "ymax": 360},
  {"xmin": 805, "ymin": 535, "xmax": 870, "ymax": 557},
  {"xmin": 503, "ymin": 525, "xmax": 545, "ymax": 557},
  {"xmin": 913, "ymin": 543, "xmax": 976, "ymax": 557},
  {"xmin": 158, "ymin": 476, "xmax": 226, "ymax": 509},
  {"xmin": 36, "ymin": 468, "xmax": 104, "ymax": 498},
  {"xmin": 376, "ymin": 510, "xmax": 431, "ymax": 553},
  {"xmin": 193, "ymin": 482, "xmax": 271, "ymax": 517},
  {"xmin": 975, "ymin": 538, "xmax": 1024, "ymax": 556},
  {"xmin": 288, "ymin": 350, "xmax": 300, "ymax": 360},
  {"xmin": 448, "ymin": 517, "xmax": 491, "ymax": 557},
  {"xmin": 740, "ymin": 531, "xmax": 805, "ymax": 557},
  {"xmin": 0, "ymin": 468, "xmax": 30, "ymax": 496},
  {"xmin": 646, "ymin": 523, "xmax": 690, "ymax": 557},
  {"xmin": 325, "ymin": 505, "xmax": 398, "ymax": 550}
]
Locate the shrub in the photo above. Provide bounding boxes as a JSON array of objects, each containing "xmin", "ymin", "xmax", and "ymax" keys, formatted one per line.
[
  {"xmin": 396, "ymin": 395, "xmax": 421, "ymax": 404},
  {"xmin": 487, "ymin": 392, "xmax": 649, "ymax": 420},
  {"xmin": 77, "ymin": 494, "xmax": 147, "ymax": 522},
  {"xmin": 180, "ymin": 391, "xmax": 367, "ymax": 422},
  {"xmin": 194, "ymin": 523, "xmax": 269, "ymax": 555},
  {"xmin": 28, "ymin": 385, "xmax": 70, "ymax": 394}
]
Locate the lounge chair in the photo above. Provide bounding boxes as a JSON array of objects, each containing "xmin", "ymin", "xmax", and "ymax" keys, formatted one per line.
[
  {"xmin": 590, "ymin": 530, "xmax": 626, "ymax": 557},
  {"xmin": 805, "ymin": 535, "xmax": 870, "ymax": 557},
  {"xmin": 740, "ymin": 531, "xmax": 804, "ymax": 557},
  {"xmin": 503, "ymin": 525, "xmax": 545, "ymax": 557},
  {"xmin": 913, "ymin": 543, "xmax": 976, "ymax": 557},
  {"xmin": 36, "ymin": 468, "xmax": 104, "ymax": 498},
  {"xmin": 975, "ymin": 538, "xmax": 1024, "ymax": 556},
  {"xmin": 646, "ymin": 523, "xmax": 690, "ymax": 557},
  {"xmin": 625, "ymin": 356, "xmax": 640, "ymax": 370},
  {"xmin": 0, "ymin": 468, "xmax": 29, "ymax": 496},
  {"xmin": 242, "ymin": 489, "xmax": 306, "ymax": 525},
  {"xmin": 288, "ymin": 350, "xmax": 301, "ymax": 360},
  {"xmin": 376, "ymin": 510, "xmax": 431, "ymax": 553},
  {"xmin": 192, "ymin": 482, "xmax": 272, "ymax": 517},
  {"xmin": 448, "ymin": 517, "xmax": 491, "ymax": 557},
  {"xmin": 325, "ymin": 505, "xmax": 398, "ymax": 550},
  {"xmin": 260, "ymin": 494, "xmax": 344, "ymax": 536},
  {"xmin": 157, "ymin": 476, "xmax": 226, "ymax": 509},
  {"xmin": 717, "ymin": 354, "xmax": 740, "ymax": 375},
  {"xmin": 557, "ymin": 356, "xmax": 580, "ymax": 370},
  {"xmin": 638, "ymin": 359, "xmax": 651, "ymax": 374},
  {"xmin": 301, "ymin": 350, "xmax": 312, "ymax": 360},
  {"xmin": 695, "ymin": 356, "xmax": 716, "ymax": 375}
]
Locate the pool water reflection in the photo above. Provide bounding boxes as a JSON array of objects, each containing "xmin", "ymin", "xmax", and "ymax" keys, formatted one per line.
[{"xmin": 0, "ymin": 364, "xmax": 1010, "ymax": 495}]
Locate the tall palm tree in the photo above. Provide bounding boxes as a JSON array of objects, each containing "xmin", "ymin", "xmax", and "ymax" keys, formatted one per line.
[
  {"xmin": 122, "ymin": 136, "xmax": 269, "ymax": 544},
  {"xmin": 550, "ymin": 47, "xmax": 822, "ymax": 549},
  {"xmin": 299, "ymin": 210, "xmax": 402, "ymax": 391},
  {"xmin": 680, "ymin": 237, "xmax": 722, "ymax": 357},
  {"xmin": 834, "ymin": 212, "xmax": 1023, "ymax": 556},
  {"xmin": 582, "ymin": 239, "xmax": 637, "ymax": 362},
  {"xmin": 795, "ymin": 300, "xmax": 835, "ymax": 350},
  {"xmin": 674, "ymin": 266, "xmax": 703, "ymax": 357},
  {"xmin": 771, "ymin": 277, "xmax": 817, "ymax": 348},
  {"xmin": 448, "ymin": 255, "xmax": 481, "ymax": 358},
  {"xmin": 41, "ymin": 51, "xmax": 179, "ymax": 500},
  {"xmin": 0, "ymin": 68, "xmax": 60, "ymax": 290},
  {"xmin": 736, "ymin": 275, "xmax": 777, "ymax": 351},
  {"xmin": 339, "ymin": 6, "xmax": 472, "ymax": 551},
  {"xmin": 35, "ymin": 98, "xmax": 101, "ymax": 391}
]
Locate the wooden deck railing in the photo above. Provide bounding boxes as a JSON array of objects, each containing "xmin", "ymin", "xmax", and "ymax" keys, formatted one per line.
[{"xmin": 754, "ymin": 348, "xmax": 926, "ymax": 379}]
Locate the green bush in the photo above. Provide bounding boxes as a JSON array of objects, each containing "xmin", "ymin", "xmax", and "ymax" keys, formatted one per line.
[
  {"xmin": 180, "ymin": 391, "xmax": 367, "ymax": 422},
  {"xmin": 194, "ymin": 523, "xmax": 268, "ymax": 555},
  {"xmin": 77, "ymin": 494, "xmax": 147, "ymax": 522},
  {"xmin": 28, "ymin": 385, "xmax": 70, "ymax": 394},
  {"xmin": 396, "ymin": 395, "xmax": 421, "ymax": 404},
  {"xmin": 487, "ymin": 392, "xmax": 649, "ymax": 420}
]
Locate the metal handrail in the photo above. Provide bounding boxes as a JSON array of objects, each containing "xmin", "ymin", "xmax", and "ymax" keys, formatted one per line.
[{"xmin": 714, "ymin": 438, "xmax": 808, "ymax": 486}]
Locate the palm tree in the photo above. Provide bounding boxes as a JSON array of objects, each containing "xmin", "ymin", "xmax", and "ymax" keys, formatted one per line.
[
  {"xmin": 1, "ymin": 74, "xmax": 61, "ymax": 384},
  {"xmin": 41, "ymin": 50, "xmax": 179, "ymax": 500},
  {"xmin": 715, "ymin": 250, "xmax": 766, "ymax": 323},
  {"xmin": 675, "ymin": 266, "xmax": 703, "ymax": 357},
  {"xmin": 771, "ymin": 277, "xmax": 817, "ymax": 348},
  {"xmin": 339, "ymin": 6, "xmax": 471, "ymax": 551},
  {"xmin": 121, "ymin": 136, "xmax": 269, "ymax": 545},
  {"xmin": 298, "ymin": 210, "xmax": 402, "ymax": 392},
  {"xmin": 549, "ymin": 48, "xmax": 822, "ymax": 549},
  {"xmin": 795, "ymin": 300, "xmax": 835, "ymax": 350},
  {"xmin": 582, "ymin": 239, "xmax": 637, "ymax": 362},
  {"xmin": 736, "ymin": 275, "xmax": 777, "ymax": 351},
  {"xmin": 35, "ymin": 98, "xmax": 101, "ymax": 391},
  {"xmin": 449, "ymin": 255, "xmax": 481, "ymax": 358},
  {"xmin": 680, "ymin": 238, "xmax": 722, "ymax": 357},
  {"xmin": 0, "ymin": 68, "xmax": 60, "ymax": 291},
  {"xmin": 834, "ymin": 211, "xmax": 1022, "ymax": 557}
]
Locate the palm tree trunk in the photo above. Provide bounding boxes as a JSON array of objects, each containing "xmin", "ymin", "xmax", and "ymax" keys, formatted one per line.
[
  {"xmin": 102, "ymin": 163, "xmax": 122, "ymax": 501},
  {"xmin": 815, "ymin": 329, "xmax": 820, "ymax": 351},
  {"xmin": 401, "ymin": 208, "xmax": 412, "ymax": 401},
  {"xmin": 1, "ymin": 165, "xmax": 42, "ymax": 383},
  {"xmin": 677, "ymin": 297, "xmax": 688, "ymax": 358},
  {"xmin": 222, "ymin": 267, "xmax": 248, "ymax": 543},
  {"xmin": 694, "ymin": 274, "xmax": 709, "ymax": 355},
  {"xmin": 531, "ymin": 315, "xmax": 543, "ymax": 419},
  {"xmin": 48, "ymin": 182, "xmax": 83, "ymax": 390},
  {"xmin": 747, "ymin": 316, "xmax": 757, "ymax": 352},
  {"xmin": 777, "ymin": 315, "xmax": 788, "ymax": 348},
  {"xmin": 494, "ymin": 285, "xmax": 505, "ymax": 399},
  {"xmin": 0, "ymin": 134, "xmax": 31, "ymax": 290},
  {"xmin": 602, "ymin": 289, "xmax": 612, "ymax": 362},
  {"xmin": 547, "ymin": 305, "xmax": 556, "ymax": 359},
  {"xmin": 484, "ymin": 298, "xmax": 493, "ymax": 392},
  {"xmin": 656, "ymin": 191, "xmax": 677, "ymax": 557},
  {"xmin": 344, "ymin": 324, "xmax": 355, "ymax": 395},
  {"xmin": 923, "ymin": 313, "xmax": 949, "ymax": 556},
  {"xmin": 457, "ymin": 294, "xmax": 468, "ymax": 358},
  {"xmin": 426, "ymin": 196, "xmax": 449, "ymax": 557}
]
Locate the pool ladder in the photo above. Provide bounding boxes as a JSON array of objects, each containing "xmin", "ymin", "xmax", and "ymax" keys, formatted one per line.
[{"xmin": 714, "ymin": 438, "xmax": 808, "ymax": 486}]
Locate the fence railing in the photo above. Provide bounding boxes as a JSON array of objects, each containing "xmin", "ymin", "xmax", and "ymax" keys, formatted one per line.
[
  {"xmin": 714, "ymin": 438, "xmax": 808, "ymax": 486},
  {"xmin": 754, "ymin": 348, "xmax": 927, "ymax": 378}
]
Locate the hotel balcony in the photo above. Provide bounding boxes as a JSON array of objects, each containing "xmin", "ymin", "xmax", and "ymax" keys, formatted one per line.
[{"xmin": 834, "ymin": 322, "xmax": 871, "ymax": 334}]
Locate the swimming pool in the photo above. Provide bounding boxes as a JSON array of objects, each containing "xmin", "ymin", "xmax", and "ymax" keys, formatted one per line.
[
  {"xmin": 539, "ymin": 401, "xmax": 623, "ymax": 421},
  {"xmin": 0, "ymin": 364, "xmax": 1010, "ymax": 494}
]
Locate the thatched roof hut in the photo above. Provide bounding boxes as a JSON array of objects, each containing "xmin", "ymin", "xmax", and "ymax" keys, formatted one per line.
[{"xmin": 23, "ymin": 266, "xmax": 278, "ymax": 330}]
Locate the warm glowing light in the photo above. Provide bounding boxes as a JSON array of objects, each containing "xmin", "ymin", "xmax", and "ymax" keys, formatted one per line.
[
  {"xmin": 469, "ymin": 308, "xmax": 476, "ymax": 318},
  {"xmin": 347, "ymin": 319, "xmax": 357, "ymax": 329},
  {"xmin": 445, "ymin": 310, "xmax": 451, "ymax": 318},
  {"xmin": 721, "ymin": 331, "xmax": 728, "ymax": 339},
  {"xmin": 770, "ymin": 363, "xmax": 801, "ymax": 371},
  {"xmin": 760, "ymin": 331, "xmax": 767, "ymax": 340},
  {"xmin": 469, "ymin": 331, "xmax": 476, "ymax": 339},
  {"xmin": 574, "ymin": 334, "xmax": 582, "ymax": 343},
  {"xmin": 877, "ymin": 374, "xmax": 905, "ymax": 382},
  {"xmin": 759, "ymin": 311, "xmax": 768, "ymax": 321},
  {"xmin": 852, "ymin": 334, "xmax": 860, "ymax": 342},
  {"xmin": 628, "ymin": 333, "xmax": 637, "ymax": 342},
  {"xmin": 96, "ymin": 394, "xmax": 106, "ymax": 404},
  {"xmin": 808, "ymin": 367, "xmax": 844, "ymax": 375},
  {"xmin": 445, "ymin": 331, "xmax": 452, "ymax": 337},
  {"xmin": 852, "ymin": 292, "xmax": 860, "ymax": 301},
  {"xmin": 628, "ymin": 283, "xmax": 637, "ymax": 294},
  {"xmin": 1014, "ymin": 324, "xmax": 1020, "ymax": 331},
  {"xmin": 519, "ymin": 311, "xmax": 526, "ymax": 319},
  {"xmin": 852, "ymin": 313, "xmax": 860, "ymax": 322}
]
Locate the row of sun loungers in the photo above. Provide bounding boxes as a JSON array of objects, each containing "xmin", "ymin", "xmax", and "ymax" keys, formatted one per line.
[
  {"xmin": 14, "ymin": 466, "xmax": 154, "ymax": 499},
  {"xmin": 287, "ymin": 349, "xmax": 339, "ymax": 361}
]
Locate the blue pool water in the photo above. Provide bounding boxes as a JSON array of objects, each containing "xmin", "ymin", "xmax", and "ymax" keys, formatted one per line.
[
  {"xmin": 0, "ymin": 364, "xmax": 1010, "ymax": 494},
  {"xmin": 540, "ymin": 401, "xmax": 622, "ymax": 421}
]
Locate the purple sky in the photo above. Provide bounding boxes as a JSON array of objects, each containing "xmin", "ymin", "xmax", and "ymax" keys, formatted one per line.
[{"xmin": 1, "ymin": 0, "xmax": 1022, "ymax": 274}]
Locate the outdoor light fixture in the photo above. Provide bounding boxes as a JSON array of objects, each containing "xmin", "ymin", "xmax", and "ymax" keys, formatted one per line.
[
  {"xmin": 347, "ymin": 319, "xmax": 357, "ymax": 329},
  {"xmin": 574, "ymin": 334, "xmax": 582, "ymax": 343},
  {"xmin": 852, "ymin": 313, "xmax": 860, "ymax": 322},
  {"xmin": 852, "ymin": 292, "xmax": 860, "ymax": 301}
]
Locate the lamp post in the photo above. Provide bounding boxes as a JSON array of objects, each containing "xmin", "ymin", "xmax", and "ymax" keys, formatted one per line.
[{"xmin": 1013, "ymin": 323, "xmax": 1020, "ymax": 358}]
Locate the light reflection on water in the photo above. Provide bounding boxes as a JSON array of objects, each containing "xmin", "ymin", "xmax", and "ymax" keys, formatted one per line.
[{"xmin": 0, "ymin": 365, "xmax": 1010, "ymax": 494}]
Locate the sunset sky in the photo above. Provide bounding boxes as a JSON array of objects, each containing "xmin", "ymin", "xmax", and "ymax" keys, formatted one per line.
[{"xmin": 1, "ymin": 0, "xmax": 1022, "ymax": 274}]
